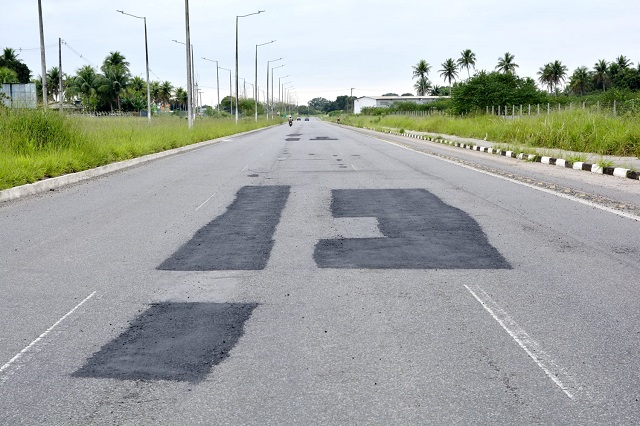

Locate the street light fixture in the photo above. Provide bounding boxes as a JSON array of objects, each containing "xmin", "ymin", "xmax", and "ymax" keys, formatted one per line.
[
  {"xmin": 255, "ymin": 40, "xmax": 275, "ymax": 122},
  {"xmin": 235, "ymin": 10, "xmax": 265, "ymax": 124},
  {"xmin": 266, "ymin": 57, "xmax": 282, "ymax": 120},
  {"xmin": 202, "ymin": 57, "xmax": 220, "ymax": 115},
  {"xmin": 117, "ymin": 10, "xmax": 151, "ymax": 123}
]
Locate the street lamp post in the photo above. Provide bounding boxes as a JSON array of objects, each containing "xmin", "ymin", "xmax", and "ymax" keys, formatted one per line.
[
  {"xmin": 278, "ymin": 75, "xmax": 289, "ymax": 118},
  {"xmin": 183, "ymin": 0, "xmax": 192, "ymax": 128},
  {"xmin": 219, "ymin": 66, "xmax": 232, "ymax": 114},
  {"xmin": 202, "ymin": 57, "xmax": 220, "ymax": 115},
  {"xmin": 255, "ymin": 40, "xmax": 275, "ymax": 122},
  {"xmin": 117, "ymin": 10, "xmax": 151, "ymax": 123},
  {"xmin": 350, "ymin": 87, "xmax": 355, "ymax": 114},
  {"xmin": 270, "ymin": 65, "xmax": 285, "ymax": 119},
  {"xmin": 172, "ymin": 40, "xmax": 196, "ymax": 121},
  {"xmin": 235, "ymin": 10, "xmax": 265, "ymax": 124},
  {"xmin": 266, "ymin": 58, "xmax": 282, "ymax": 120},
  {"xmin": 281, "ymin": 81, "xmax": 292, "ymax": 117},
  {"xmin": 37, "ymin": 0, "xmax": 47, "ymax": 109}
]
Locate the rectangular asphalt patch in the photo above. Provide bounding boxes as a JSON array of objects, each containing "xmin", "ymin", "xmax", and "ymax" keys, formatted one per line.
[
  {"xmin": 73, "ymin": 302, "xmax": 257, "ymax": 383},
  {"xmin": 314, "ymin": 189, "xmax": 511, "ymax": 269},
  {"xmin": 158, "ymin": 186, "xmax": 290, "ymax": 270}
]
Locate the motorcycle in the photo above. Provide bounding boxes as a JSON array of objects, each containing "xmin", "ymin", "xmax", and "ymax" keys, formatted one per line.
[{"xmin": 288, "ymin": 119, "xmax": 293, "ymax": 127}]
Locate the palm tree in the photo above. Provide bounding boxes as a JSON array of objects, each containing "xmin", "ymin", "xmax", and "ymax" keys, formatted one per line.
[
  {"xmin": 549, "ymin": 60, "xmax": 568, "ymax": 93},
  {"xmin": 537, "ymin": 64, "xmax": 553, "ymax": 93},
  {"xmin": 593, "ymin": 59, "xmax": 609, "ymax": 92},
  {"xmin": 457, "ymin": 49, "xmax": 476, "ymax": 79},
  {"xmin": 496, "ymin": 52, "xmax": 518, "ymax": 74},
  {"xmin": 46, "ymin": 67, "xmax": 61, "ymax": 101},
  {"xmin": 101, "ymin": 51, "xmax": 130, "ymax": 74},
  {"xmin": 568, "ymin": 66, "xmax": 590, "ymax": 96},
  {"xmin": 150, "ymin": 81, "xmax": 161, "ymax": 104},
  {"xmin": 412, "ymin": 59, "xmax": 431, "ymax": 81},
  {"xmin": 0, "ymin": 67, "xmax": 19, "ymax": 83},
  {"xmin": 128, "ymin": 76, "xmax": 146, "ymax": 93},
  {"xmin": 159, "ymin": 81, "xmax": 174, "ymax": 106},
  {"xmin": 72, "ymin": 65, "xmax": 99, "ymax": 108},
  {"xmin": 97, "ymin": 66, "xmax": 129, "ymax": 111},
  {"xmin": 439, "ymin": 58, "xmax": 458, "ymax": 95},
  {"xmin": 173, "ymin": 87, "xmax": 188, "ymax": 111},
  {"xmin": 429, "ymin": 85, "xmax": 444, "ymax": 96},
  {"xmin": 413, "ymin": 77, "xmax": 431, "ymax": 96},
  {"xmin": 615, "ymin": 55, "xmax": 633, "ymax": 70},
  {"xmin": 1, "ymin": 48, "xmax": 19, "ymax": 63}
]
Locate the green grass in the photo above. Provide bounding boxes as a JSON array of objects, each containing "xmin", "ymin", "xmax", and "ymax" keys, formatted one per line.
[
  {"xmin": 0, "ymin": 109, "xmax": 281, "ymax": 191},
  {"xmin": 342, "ymin": 110, "xmax": 640, "ymax": 158}
]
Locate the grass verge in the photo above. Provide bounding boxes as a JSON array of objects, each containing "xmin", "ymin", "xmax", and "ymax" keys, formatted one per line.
[
  {"xmin": 0, "ymin": 109, "xmax": 280, "ymax": 191},
  {"xmin": 340, "ymin": 110, "xmax": 640, "ymax": 158}
]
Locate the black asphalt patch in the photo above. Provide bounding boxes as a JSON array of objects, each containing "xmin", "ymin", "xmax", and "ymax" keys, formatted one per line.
[
  {"xmin": 311, "ymin": 136, "xmax": 338, "ymax": 141},
  {"xmin": 314, "ymin": 189, "xmax": 511, "ymax": 269},
  {"xmin": 159, "ymin": 186, "xmax": 290, "ymax": 270},
  {"xmin": 285, "ymin": 138, "xmax": 300, "ymax": 141},
  {"xmin": 73, "ymin": 302, "xmax": 257, "ymax": 383},
  {"xmin": 247, "ymin": 174, "xmax": 259, "ymax": 177},
  {"xmin": 286, "ymin": 133, "xmax": 302, "ymax": 137}
]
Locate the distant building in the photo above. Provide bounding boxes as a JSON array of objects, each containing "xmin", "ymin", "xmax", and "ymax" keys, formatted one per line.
[
  {"xmin": 353, "ymin": 95, "xmax": 445, "ymax": 114},
  {"xmin": 1, "ymin": 83, "xmax": 37, "ymax": 108}
]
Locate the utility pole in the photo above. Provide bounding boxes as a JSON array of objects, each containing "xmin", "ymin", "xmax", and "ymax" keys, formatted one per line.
[
  {"xmin": 38, "ymin": 0, "xmax": 47, "ymax": 109},
  {"xmin": 184, "ymin": 0, "xmax": 193, "ymax": 128},
  {"xmin": 351, "ymin": 88, "xmax": 355, "ymax": 114},
  {"xmin": 58, "ymin": 37, "xmax": 63, "ymax": 113}
]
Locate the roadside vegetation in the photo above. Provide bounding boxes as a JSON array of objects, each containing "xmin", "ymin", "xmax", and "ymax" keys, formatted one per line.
[
  {"xmin": 0, "ymin": 108, "xmax": 279, "ymax": 191},
  {"xmin": 340, "ymin": 111, "xmax": 640, "ymax": 157},
  {"xmin": 330, "ymin": 50, "xmax": 640, "ymax": 159}
]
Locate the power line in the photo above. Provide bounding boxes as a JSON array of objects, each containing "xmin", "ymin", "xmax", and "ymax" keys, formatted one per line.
[{"xmin": 61, "ymin": 40, "xmax": 97, "ymax": 68}]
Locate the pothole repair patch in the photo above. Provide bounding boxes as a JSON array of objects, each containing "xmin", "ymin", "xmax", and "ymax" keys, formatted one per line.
[{"xmin": 73, "ymin": 302, "xmax": 257, "ymax": 383}]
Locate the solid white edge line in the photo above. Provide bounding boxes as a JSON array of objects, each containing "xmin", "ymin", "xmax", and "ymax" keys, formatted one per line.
[
  {"xmin": 464, "ymin": 285, "xmax": 576, "ymax": 400},
  {"xmin": 374, "ymin": 136, "xmax": 640, "ymax": 222},
  {"xmin": 0, "ymin": 291, "xmax": 97, "ymax": 375}
]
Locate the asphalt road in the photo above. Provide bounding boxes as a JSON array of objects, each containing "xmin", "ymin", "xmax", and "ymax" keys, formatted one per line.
[{"xmin": 1, "ymin": 118, "xmax": 639, "ymax": 424}]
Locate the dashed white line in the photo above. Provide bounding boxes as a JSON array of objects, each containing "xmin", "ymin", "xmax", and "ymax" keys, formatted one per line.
[
  {"xmin": 0, "ymin": 291, "xmax": 97, "ymax": 380},
  {"xmin": 195, "ymin": 193, "xmax": 217, "ymax": 211},
  {"xmin": 241, "ymin": 165, "xmax": 248, "ymax": 172},
  {"xmin": 464, "ymin": 284, "xmax": 578, "ymax": 400},
  {"xmin": 351, "ymin": 164, "xmax": 358, "ymax": 171}
]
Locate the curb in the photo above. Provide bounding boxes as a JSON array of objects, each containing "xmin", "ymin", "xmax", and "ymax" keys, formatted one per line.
[
  {"xmin": 0, "ymin": 125, "xmax": 274, "ymax": 204},
  {"xmin": 366, "ymin": 128, "xmax": 640, "ymax": 182}
]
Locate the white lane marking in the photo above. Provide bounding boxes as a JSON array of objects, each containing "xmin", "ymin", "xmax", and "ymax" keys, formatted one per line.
[
  {"xmin": 376, "ymin": 137, "xmax": 640, "ymax": 222},
  {"xmin": 464, "ymin": 285, "xmax": 577, "ymax": 400},
  {"xmin": 195, "ymin": 193, "xmax": 217, "ymax": 212},
  {"xmin": 241, "ymin": 165, "xmax": 248, "ymax": 172},
  {"xmin": 259, "ymin": 152, "xmax": 264, "ymax": 157},
  {"xmin": 0, "ymin": 291, "xmax": 96, "ymax": 378},
  {"xmin": 351, "ymin": 164, "xmax": 358, "ymax": 171}
]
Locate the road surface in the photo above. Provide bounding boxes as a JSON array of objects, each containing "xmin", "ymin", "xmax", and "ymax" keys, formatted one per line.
[{"xmin": 1, "ymin": 119, "xmax": 639, "ymax": 424}]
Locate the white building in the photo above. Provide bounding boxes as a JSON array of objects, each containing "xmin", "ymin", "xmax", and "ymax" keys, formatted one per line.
[{"xmin": 353, "ymin": 95, "xmax": 444, "ymax": 114}]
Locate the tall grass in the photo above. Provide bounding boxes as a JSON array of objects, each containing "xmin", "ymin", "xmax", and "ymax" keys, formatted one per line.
[
  {"xmin": 0, "ymin": 109, "xmax": 280, "ymax": 190},
  {"xmin": 344, "ymin": 110, "xmax": 640, "ymax": 157}
]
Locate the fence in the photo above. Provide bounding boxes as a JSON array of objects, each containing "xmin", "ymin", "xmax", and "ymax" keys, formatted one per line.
[{"xmin": 388, "ymin": 99, "xmax": 640, "ymax": 118}]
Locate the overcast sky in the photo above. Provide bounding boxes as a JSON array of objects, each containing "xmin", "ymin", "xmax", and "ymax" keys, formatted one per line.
[{"xmin": 4, "ymin": 0, "xmax": 640, "ymax": 106}]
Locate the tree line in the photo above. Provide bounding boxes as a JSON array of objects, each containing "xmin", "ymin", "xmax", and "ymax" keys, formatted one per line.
[
  {"xmin": 0, "ymin": 47, "xmax": 195, "ymax": 113},
  {"xmin": 412, "ymin": 50, "xmax": 640, "ymax": 99}
]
